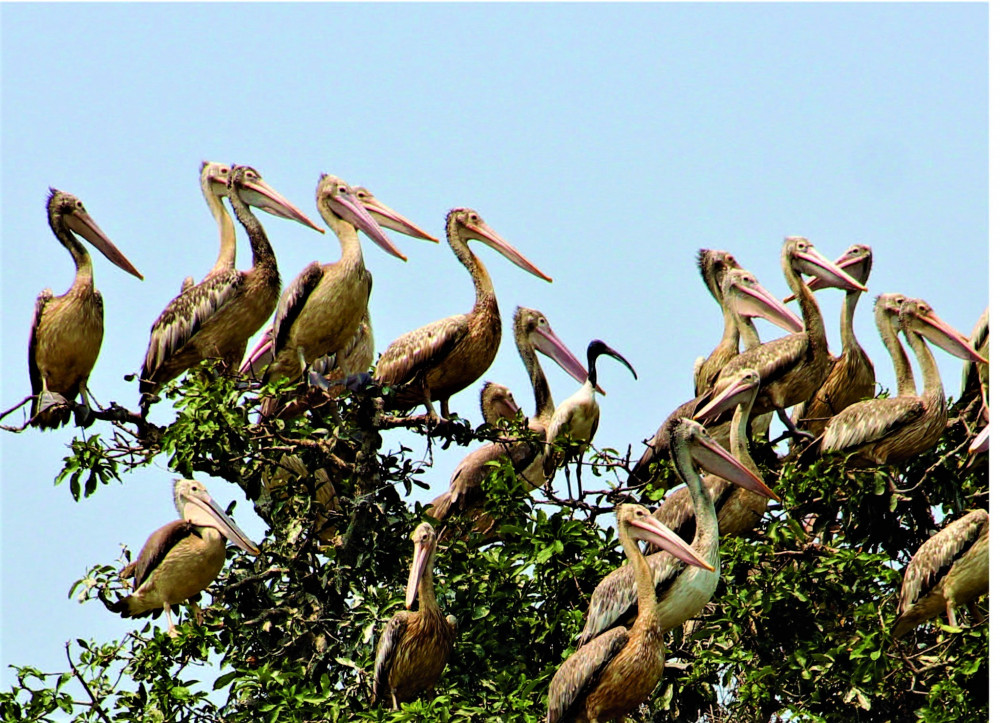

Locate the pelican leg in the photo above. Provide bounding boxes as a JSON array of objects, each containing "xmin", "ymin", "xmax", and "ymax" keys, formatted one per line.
[
  {"xmin": 73, "ymin": 382, "xmax": 96, "ymax": 428},
  {"xmin": 164, "ymin": 602, "xmax": 179, "ymax": 638},
  {"xmin": 946, "ymin": 600, "xmax": 958, "ymax": 628},
  {"xmin": 190, "ymin": 600, "xmax": 204, "ymax": 626},
  {"xmin": 970, "ymin": 603, "xmax": 985, "ymax": 624},
  {"xmin": 776, "ymin": 407, "xmax": 814, "ymax": 441}
]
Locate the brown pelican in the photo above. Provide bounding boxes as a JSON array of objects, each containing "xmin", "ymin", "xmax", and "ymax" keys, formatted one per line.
[
  {"xmin": 704, "ymin": 237, "xmax": 866, "ymax": 437},
  {"xmin": 629, "ymin": 268, "xmax": 801, "ymax": 484},
  {"xmin": 29, "ymin": 188, "xmax": 143, "ymax": 428},
  {"xmin": 546, "ymin": 504, "xmax": 713, "ymax": 723},
  {"xmin": 375, "ymin": 208, "xmax": 551, "ymax": 420},
  {"xmin": 578, "ymin": 418, "xmax": 779, "ymax": 648},
  {"xmin": 104, "ymin": 478, "xmax": 259, "ymax": 637},
  {"xmin": 139, "ymin": 166, "xmax": 321, "ymax": 408},
  {"xmin": 373, "ymin": 522, "xmax": 457, "ymax": 709},
  {"xmin": 262, "ymin": 177, "xmax": 437, "ymax": 384},
  {"xmin": 651, "ymin": 369, "xmax": 770, "ymax": 542},
  {"xmin": 428, "ymin": 310, "xmax": 589, "ymax": 529},
  {"xmin": 821, "ymin": 297, "xmax": 987, "ymax": 465},
  {"xmin": 544, "ymin": 340, "xmax": 638, "ymax": 478},
  {"xmin": 791, "ymin": 244, "xmax": 875, "ymax": 436},
  {"xmin": 892, "ymin": 509, "xmax": 988, "ymax": 637}
]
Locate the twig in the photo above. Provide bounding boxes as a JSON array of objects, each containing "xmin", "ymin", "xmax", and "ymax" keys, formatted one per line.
[{"xmin": 65, "ymin": 641, "xmax": 113, "ymax": 723}]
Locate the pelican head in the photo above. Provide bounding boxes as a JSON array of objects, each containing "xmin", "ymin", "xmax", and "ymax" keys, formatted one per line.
[
  {"xmin": 202, "ymin": 161, "xmax": 322, "ymax": 233},
  {"xmin": 901, "ymin": 298, "xmax": 988, "ymax": 363},
  {"xmin": 480, "ymin": 381, "xmax": 520, "ymax": 424},
  {"xmin": 225, "ymin": 165, "xmax": 324, "ymax": 233},
  {"xmin": 783, "ymin": 236, "xmax": 867, "ymax": 293},
  {"xmin": 172, "ymin": 478, "xmax": 260, "ymax": 555},
  {"xmin": 405, "ymin": 522, "xmax": 438, "ymax": 610},
  {"xmin": 353, "ymin": 186, "xmax": 439, "ymax": 243},
  {"xmin": 875, "ymin": 292, "xmax": 908, "ymax": 333},
  {"xmin": 617, "ymin": 503, "xmax": 714, "ymax": 571},
  {"xmin": 515, "ymin": 307, "xmax": 590, "ymax": 387},
  {"xmin": 697, "ymin": 249, "xmax": 742, "ymax": 304},
  {"xmin": 316, "ymin": 174, "xmax": 406, "ymax": 259},
  {"xmin": 447, "ymin": 208, "xmax": 552, "ymax": 282},
  {"xmin": 668, "ymin": 418, "xmax": 780, "ymax": 502},
  {"xmin": 695, "ymin": 368, "xmax": 761, "ymax": 423},
  {"xmin": 722, "ymin": 269, "xmax": 803, "ymax": 333},
  {"xmin": 46, "ymin": 188, "xmax": 144, "ymax": 280}
]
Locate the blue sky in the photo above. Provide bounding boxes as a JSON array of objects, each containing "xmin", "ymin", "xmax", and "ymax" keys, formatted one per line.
[{"xmin": 1, "ymin": 1, "xmax": 987, "ymax": 703}]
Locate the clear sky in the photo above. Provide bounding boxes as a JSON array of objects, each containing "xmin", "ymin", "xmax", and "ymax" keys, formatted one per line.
[{"xmin": 0, "ymin": 1, "xmax": 988, "ymax": 702}]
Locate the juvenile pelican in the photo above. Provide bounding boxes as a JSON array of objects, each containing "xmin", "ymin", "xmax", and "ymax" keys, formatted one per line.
[
  {"xmin": 179, "ymin": 162, "xmax": 238, "ymax": 292},
  {"xmin": 579, "ymin": 418, "xmax": 779, "ymax": 648},
  {"xmin": 375, "ymin": 208, "xmax": 551, "ymax": 419},
  {"xmin": 139, "ymin": 166, "xmax": 321, "ymax": 407},
  {"xmin": 892, "ymin": 509, "xmax": 988, "ymax": 637},
  {"xmin": 104, "ymin": 478, "xmax": 260, "ymax": 637},
  {"xmin": 29, "ymin": 189, "xmax": 143, "ymax": 428},
  {"xmin": 373, "ymin": 523, "xmax": 457, "ymax": 709},
  {"xmin": 546, "ymin": 504, "xmax": 713, "ymax": 723}
]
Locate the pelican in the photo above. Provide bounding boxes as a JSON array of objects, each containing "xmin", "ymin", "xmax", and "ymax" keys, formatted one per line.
[
  {"xmin": 544, "ymin": 340, "xmax": 638, "ymax": 478},
  {"xmin": 692, "ymin": 248, "xmax": 744, "ymax": 395},
  {"xmin": 178, "ymin": 162, "xmax": 238, "ymax": 293},
  {"xmin": 578, "ymin": 418, "xmax": 779, "ymax": 648},
  {"xmin": 139, "ymin": 166, "xmax": 321, "ymax": 407},
  {"xmin": 373, "ymin": 522, "xmax": 457, "ymax": 709},
  {"xmin": 104, "ymin": 478, "xmax": 260, "ymax": 637},
  {"xmin": 546, "ymin": 504, "xmax": 713, "ymax": 723},
  {"xmin": 651, "ymin": 369, "xmax": 770, "ymax": 542},
  {"xmin": 821, "ymin": 297, "xmax": 987, "ymax": 465},
  {"xmin": 628, "ymin": 268, "xmax": 801, "ymax": 485},
  {"xmin": 28, "ymin": 188, "xmax": 143, "ymax": 428},
  {"xmin": 428, "ymin": 309, "xmax": 589, "ymax": 529},
  {"xmin": 873, "ymin": 292, "xmax": 916, "ymax": 397},
  {"xmin": 262, "ymin": 176, "xmax": 437, "ymax": 384},
  {"xmin": 960, "ymin": 307, "xmax": 989, "ymax": 406},
  {"xmin": 375, "ymin": 208, "xmax": 551, "ymax": 419},
  {"xmin": 792, "ymin": 244, "xmax": 875, "ymax": 436},
  {"xmin": 704, "ymin": 236, "xmax": 866, "ymax": 437},
  {"xmin": 892, "ymin": 509, "xmax": 988, "ymax": 637},
  {"xmin": 479, "ymin": 381, "xmax": 520, "ymax": 426}
]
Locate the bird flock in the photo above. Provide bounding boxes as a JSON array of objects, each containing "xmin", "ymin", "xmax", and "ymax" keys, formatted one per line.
[{"xmin": 19, "ymin": 161, "xmax": 989, "ymax": 721}]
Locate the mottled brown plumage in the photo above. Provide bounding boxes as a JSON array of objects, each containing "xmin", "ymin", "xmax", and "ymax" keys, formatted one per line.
[
  {"xmin": 821, "ymin": 298, "xmax": 986, "ymax": 466},
  {"xmin": 375, "ymin": 209, "xmax": 551, "ymax": 419},
  {"xmin": 29, "ymin": 188, "xmax": 143, "ymax": 428},
  {"xmin": 373, "ymin": 523, "xmax": 456, "ymax": 709},
  {"xmin": 893, "ymin": 509, "xmax": 988, "ymax": 637},
  {"xmin": 139, "ymin": 166, "xmax": 320, "ymax": 404}
]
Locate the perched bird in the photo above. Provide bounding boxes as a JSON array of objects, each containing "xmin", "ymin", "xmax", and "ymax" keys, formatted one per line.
[
  {"xmin": 479, "ymin": 381, "xmax": 520, "ymax": 426},
  {"xmin": 29, "ymin": 188, "xmax": 143, "ymax": 428},
  {"xmin": 821, "ymin": 297, "xmax": 987, "ymax": 466},
  {"xmin": 652, "ymin": 369, "xmax": 770, "ymax": 542},
  {"xmin": 373, "ymin": 523, "xmax": 457, "ymax": 709},
  {"xmin": 544, "ymin": 340, "xmax": 638, "ymax": 478},
  {"xmin": 139, "ymin": 166, "xmax": 321, "ymax": 408},
  {"xmin": 546, "ymin": 504, "xmax": 713, "ymax": 723},
  {"xmin": 791, "ymin": 243, "xmax": 876, "ymax": 437},
  {"xmin": 104, "ymin": 478, "xmax": 260, "ymax": 637},
  {"xmin": 261, "ymin": 176, "xmax": 436, "ymax": 384},
  {"xmin": 179, "ymin": 162, "xmax": 239, "ymax": 292},
  {"xmin": 892, "ymin": 509, "xmax": 988, "ymax": 637},
  {"xmin": 578, "ymin": 418, "xmax": 779, "ymax": 648},
  {"xmin": 375, "ymin": 208, "xmax": 551, "ymax": 419},
  {"xmin": 692, "ymin": 248, "xmax": 745, "ymax": 396}
]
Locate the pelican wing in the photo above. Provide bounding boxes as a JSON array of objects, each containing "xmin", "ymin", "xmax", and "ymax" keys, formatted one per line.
[
  {"xmin": 271, "ymin": 262, "xmax": 324, "ymax": 356},
  {"xmin": 821, "ymin": 396, "xmax": 924, "ymax": 454},
  {"xmin": 578, "ymin": 551, "xmax": 684, "ymax": 647},
  {"xmin": 375, "ymin": 313, "xmax": 468, "ymax": 386},
  {"xmin": 717, "ymin": 333, "xmax": 808, "ymax": 391},
  {"xmin": 373, "ymin": 611, "xmax": 409, "ymax": 701},
  {"xmin": 547, "ymin": 627, "xmax": 628, "ymax": 723},
  {"xmin": 142, "ymin": 270, "xmax": 245, "ymax": 379},
  {"xmin": 898, "ymin": 510, "xmax": 989, "ymax": 612},
  {"xmin": 131, "ymin": 520, "xmax": 196, "ymax": 589},
  {"xmin": 27, "ymin": 290, "xmax": 54, "ymax": 398}
]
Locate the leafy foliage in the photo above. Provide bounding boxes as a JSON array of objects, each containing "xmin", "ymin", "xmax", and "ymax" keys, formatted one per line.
[{"xmin": 1, "ymin": 364, "xmax": 989, "ymax": 722}]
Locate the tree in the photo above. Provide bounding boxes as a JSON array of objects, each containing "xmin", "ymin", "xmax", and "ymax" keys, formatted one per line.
[{"xmin": 0, "ymin": 366, "xmax": 988, "ymax": 722}]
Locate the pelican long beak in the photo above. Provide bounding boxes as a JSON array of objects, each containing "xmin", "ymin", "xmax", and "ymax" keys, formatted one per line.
[
  {"xmin": 186, "ymin": 492, "xmax": 261, "ymax": 555},
  {"xmin": 532, "ymin": 324, "xmax": 591, "ymax": 388},
  {"xmin": 64, "ymin": 212, "xmax": 144, "ymax": 280},
  {"xmin": 405, "ymin": 539, "xmax": 432, "ymax": 609},
  {"xmin": 357, "ymin": 190, "xmax": 439, "ymax": 243},
  {"xmin": 729, "ymin": 278, "xmax": 803, "ymax": 333},
  {"xmin": 794, "ymin": 246, "xmax": 867, "ymax": 293},
  {"xmin": 970, "ymin": 423, "xmax": 989, "ymax": 455},
  {"xmin": 695, "ymin": 373, "xmax": 759, "ymax": 423},
  {"xmin": 463, "ymin": 217, "xmax": 552, "ymax": 282},
  {"xmin": 322, "ymin": 188, "xmax": 407, "ymax": 260},
  {"xmin": 630, "ymin": 514, "xmax": 714, "ymax": 572},
  {"xmin": 240, "ymin": 177, "xmax": 325, "ymax": 233},
  {"xmin": 910, "ymin": 306, "xmax": 989, "ymax": 363},
  {"xmin": 786, "ymin": 246, "xmax": 871, "ymax": 301},
  {"xmin": 691, "ymin": 431, "xmax": 780, "ymax": 502}
]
